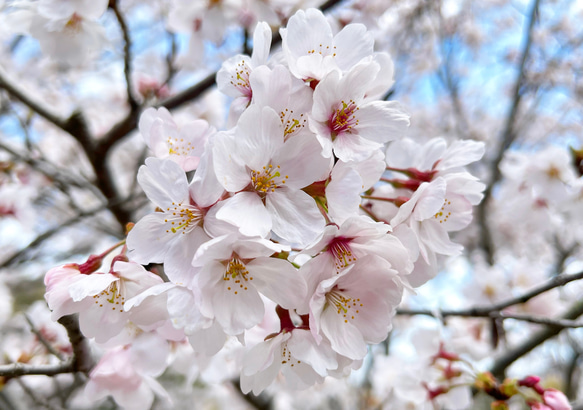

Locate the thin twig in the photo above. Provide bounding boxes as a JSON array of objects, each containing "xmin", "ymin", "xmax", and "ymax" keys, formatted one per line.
[
  {"xmin": 24, "ymin": 314, "xmax": 65, "ymax": 361},
  {"xmin": 397, "ymin": 270, "xmax": 583, "ymax": 318},
  {"xmin": 490, "ymin": 299, "xmax": 583, "ymax": 379},
  {"xmin": 110, "ymin": 1, "xmax": 138, "ymax": 110}
]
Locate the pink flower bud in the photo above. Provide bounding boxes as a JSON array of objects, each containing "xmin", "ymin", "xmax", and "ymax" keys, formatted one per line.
[{"xmin": 543, "ymin": 389, "xmax": 571, "ymax": 410}]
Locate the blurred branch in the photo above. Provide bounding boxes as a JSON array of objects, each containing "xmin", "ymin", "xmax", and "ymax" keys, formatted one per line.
[
  {"xmin": 477, "ymin": 0, "xmax": 541, "ymax": 265},
  {"xmin": 97, "ymin": 0, "xmax": 346, "ymax": 153},
  {"xmin": 489, "ymin": 299, "xmax": 583, "ymax": 379},
  {"xmin": 110, "ymin": 0, "xmax": 139, "ymax": 111},
  {"xmin": 0, "ymin": 141, "xmax": 104, "ymax": 200},
  {"xmin": 0, "ymin": 315, "xmax": 92, "ymax": 378},
  {"xmin": 0, "ymin": 205, "xmax": 112, "ymax": 269},
  {"xmin": 0, "ymin": 66, "xmax": 69, "ymax": 131},
  {"xmin": 24, "ymin": 314, "xmax": 65, "ymax": 361},
  {"xmin": 397, "ymin": 269, "xmax": 583, "ymax": 319}
]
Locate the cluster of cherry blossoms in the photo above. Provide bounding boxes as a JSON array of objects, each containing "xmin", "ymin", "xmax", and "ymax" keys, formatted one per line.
[{"xmin": 38, "ymin": 8, "xmax": 496, "ymax": 408}]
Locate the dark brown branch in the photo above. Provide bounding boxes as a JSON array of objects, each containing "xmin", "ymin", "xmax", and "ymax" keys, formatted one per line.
[
  {"xmin": 96, "ymin": 0, "xmax": 346, "ymax": 154},
  {"xmin": 0, "ymin": 66, "xmax": 69, "ymax": 131},
  {"xmin": 477, "ymin": 0, "xmax": 541, "ymax": 264},
  {"xmin": 110, "ymin": 0, "xmax": 139, "ymax": 110},
  {"xmin": 57, "ymin": 315, "xmax": 94, "ymax": 374},
  {"xmin": 0, "ymin": 361, "xmax": 74, "ymax": 378}
]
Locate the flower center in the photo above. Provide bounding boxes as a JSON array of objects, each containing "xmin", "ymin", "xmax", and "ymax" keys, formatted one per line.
[
  {"xmin": 92, "ymin": 280, "xmax": 125, "ymax": 314},
  {"xmin": 280, "ymin": 342, "xmax": 301, "ymax": 367},
  {"xmin": 307, "ymin": 43, "xmax": 337, "ymax": 57},
  {"xmin": 230, "ymin": 60, "xmax": 252, "ymax": 98},
  {"xmin": 164, "ymin": 202, "xmax": 203, "ymax": 234},
  {"xmin": 250, "ymin": 164, "xmax": 288, "ymax": 196},
  {"xmin": 327, "ymin": 237, "xmax": 356, "ymax": 271},
  {"xmin": 279, "ymin": 109, "xmax": 306, "ymax": 140},
  {"xmin": 167, "ymin": 136, "xmax": 195, "ymax": 157},
  {"xmin": 329, "ymin": 100, "xmax": 359, "ymax": 138},
  {"xmin": 223, "ymin": 258, "xmax": 253, "ymax": 295},
  {"xmin": 65, "ymin": 13, "xmax": 83, "ymax": 32},
  {"xmin": 433, "ymin": 198, "xmax": 452, "ymax": 224},
  {"xmin": 326, "ymin": 288, "xmax": 362, "ymax": 324}
]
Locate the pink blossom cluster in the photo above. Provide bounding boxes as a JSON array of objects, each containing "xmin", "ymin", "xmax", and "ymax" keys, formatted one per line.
[{"xmin": 43, "ymin": 8, "xmax": 487, "ymax": 408}]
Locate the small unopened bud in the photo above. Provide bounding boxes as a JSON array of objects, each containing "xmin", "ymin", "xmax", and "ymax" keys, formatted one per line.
[
  {"xmin": 76, "ymin": 254, "xmax": 103, "ymax": 275},
  {"xmin": 491, "ymin": 400, "xmax": 509, "ymax": 410},
  {"xmin": 125, "ymin": 222, "xmax": 135, "ymax": 235},
  {"xmin": 475, "ymin": 372, "xmax": 497, "ymax": 391},
  {"xmin": 500, "ymin": 378, "xmax": 519, "ymax": 398}
]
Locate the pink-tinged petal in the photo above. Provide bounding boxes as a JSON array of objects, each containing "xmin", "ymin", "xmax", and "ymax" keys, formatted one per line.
[
  {"xmin": 311, "ymin": 70, "xmax": 341, "ymax": 122},
  {"xmin": 352, "ymin": 234, "xmax": 413, "ymax": 276},
  {"xmin": 419, "ymin": 220, "xmax": 463, "ymax": 256},
  {"xmin": 69, "ymin": 273, "xmax": 117, "ymax": 301},
  {"xmin": 126, "ymin": 213, "xmax": 177, "ymax": 265},
  {"xmin": 192, "ymin": 235, "xmax": 236, "ymax": 268},
  {"xmin": 327, "ymin": 165, "xmax": 362, "ymax": 225},
  {"xmin": 250, "ymin": 65, "xmax": 291, "ymax": 109},
  {"xmin": 434, "ymin": 193, "xmax": 473, "ymax": 231},
  {"xmin": 165, "ymin": 286, "xmax": 208, "ymax": 335},
  {"xmin": 412, "ymin": 178, "xmax": 447, "ymax": 221},
  {"xmin": 320, "ymin": 307, "xmax": 367, "ymax": 360},
  {"xmin": 356, "ymin": 101, "xmax": 410, "ymax": 143},
  {"xmin": 287, "ymin": 329, "xmax": 338, "ymax": 376},
  {"xmin": 217, "ymin": 54, "xmax": 253, "ymax": 99},
  {"xmin": 137, "ymin": 158, "xmax": 189, "ymax": 209},
  {"xmin": 240, "ymin": 357, "xmax": 281, "ymax": 395},
  {"xmin": 266, "ymin": 188, "xmax": 324, "ymax": 247},
  {"xmin": 235, "ymin": 105, "xmax": 284, "ymax": 170},
  {"xmin": 333, "ymin": 132, "xmax": 383, "ymax": 162},
  {"xmin": 212, "ymin": 282, "xmax": 265, "ymax": 335},
  {"xmin": 164, "ymin": 227, "xmax": 208, "ymax": 286},
  {"xmin": 408, "ymin": 251, "xmax": 438, "ymax": 287},
  {"xmin": 333, "ymin": 23, "xmax": 374, "ymax": 72},
  {"xmin": 216, "ymin": 192, "xmax": 272, "ymax": 238},
  {"xmin": 187, "ymin": 320, "xmax": 226, "ymax": 356},
  {"xmin": 346, "ymin": 150, "xmax": 386, "ymax": 191},
  {"xmin": 444, "ymin": 172, "xmax": 485, "ymax": 205},
  {"xmin": 79, "ymin": 304, "xmax": 128, "ymax": 343},
  {"xmin": 337, "ymin": 59, "xmax": 379, "ymax": 99},
  {"xmin": 274, "ymin": 133, "xmax": 332, "ymax": 189},
  {"xmin": 243, "ymin": 333, "xmax": 287, "ymax": 376},
  {"xmin": 247, "ymin": 257, "xmax": 306, "ymax": 310},
  {"xmin": 365, "ymin": 52, "xmax": 395, "ymax": 99},
  {"xmin": 130, "ymin": 333, "xmax": 169, "ymax": 377},
  {"xmin": 189, "ymin": 144, "xmax": 225, "ymax": 208},
  {"xmin": 124, "ymin": 282, "xmax": 176, "ymax": 312},
  {"xmin": 212, "ymin": 132, "xmax": 250, "ymax": 192},
  {"xmin": 439, "ymin": 140, "xmax": 485, "ymax": 170},
  {"xmin": 251, "ymin": 22, "xmax": 272, "ymax": 66}
]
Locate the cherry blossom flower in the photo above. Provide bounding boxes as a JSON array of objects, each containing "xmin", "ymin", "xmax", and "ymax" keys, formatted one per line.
[
  {"xmin": 240, "ymin": 329, "xmax": 339, "ymax": 394},
  {"xmin": 138, "ymin": 107, "xmax": 214, "ymax": 172},
  {"xmin": 45, "ymin": 261, "xmax": 166, "ymax": 343},
  {"xmin": 191, "ymin": 234, "xmax": 306, "ymax": 335},
  {"xmin": 280, "ymin": 8, "xmax": 374, "ymax": 83},
  {"xmin": 309, "ymin": 255, "xmax": 404, "ymax": 360},
  {"xmin": 212, "ymin": 104, "xmax": 331, "ymax": 246},
  {"xmin": 126, "ymin": 156, "xmax": 224, "ymax": 285},
  {"xmin": 85, "ymin": 332, "xmax": 171, "ymax": 409},
  {"xmin": 310, "ymin": 60, "xmax": 410, "ymax": 161}
]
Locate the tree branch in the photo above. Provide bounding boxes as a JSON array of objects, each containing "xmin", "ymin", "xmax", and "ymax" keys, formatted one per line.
[
  {"xmin": 477, "ymin": 0, "xmax": 541, "ymax": 264},
  {"xmin": 110, "ymin": 0, "xmax": 139, "ymax": 110},
  {"xmin": 489, "ymin": 299, "xmax": 583, "ymax": 379}
]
